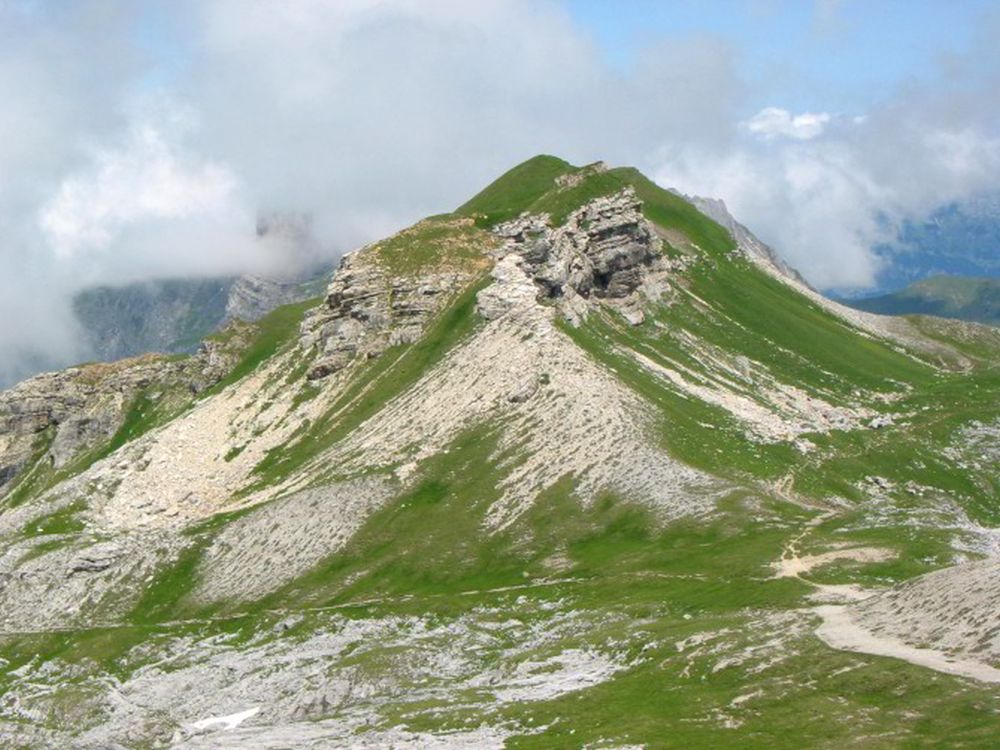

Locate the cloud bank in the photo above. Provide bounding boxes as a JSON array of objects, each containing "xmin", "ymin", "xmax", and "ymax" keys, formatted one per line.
[
  {"xmin": 744, "ymin": 107, "xmax": 831, "ymax": 140},
  {"xmin": 0, "ymin": 0, "xmax": 998, "ymax": 383}
]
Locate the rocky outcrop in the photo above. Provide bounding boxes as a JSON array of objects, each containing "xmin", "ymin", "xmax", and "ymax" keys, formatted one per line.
[
  {"xmin": 491, "ymin": 188, "xmax": 670, "ymax": 325},
  {"xmin": 300, "ymin": 252, "xmax": 472, "ymax": 380},
  {"xmin": 0, "ymin": 531, "xmax": 175, "ymax": 631},
  {"xmin": 0, "ymin": 333, "xmax": 248, "ymax": 497},
  {"xmin": 299, "ymin": 190, "xmax": 667, "ymax": 379}
]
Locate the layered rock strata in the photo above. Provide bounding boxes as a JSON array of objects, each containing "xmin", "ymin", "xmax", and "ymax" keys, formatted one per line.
[
  {"xmin": 0, "ymin": 332, "xmax": 248, "ymax": 494},
  {"xmin": 300, "ymin": 254, "xmax": 472, "ymax": 380}
]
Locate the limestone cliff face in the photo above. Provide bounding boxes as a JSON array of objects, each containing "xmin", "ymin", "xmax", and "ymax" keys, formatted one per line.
[
  {"xmin": 298, "ymin": 216, "xmax": 494, "ymax": 381},
  {"xmin": 299, "ymin": 255, "xmax": 472, "ymax": 380},
  {"xmin": 495, "ymin": 189, "xmax": 659, "ymax": 300},
  {"xmin": 300, "ymin": 190, "xmax": 668, "ymax": 381},
  {"xmin": 0, "ymin": 332, "xmax": 248, "ymax": 496},
  {"xmin": 488, "ymin": 188, "xmax": 680, "ymax": 329}
]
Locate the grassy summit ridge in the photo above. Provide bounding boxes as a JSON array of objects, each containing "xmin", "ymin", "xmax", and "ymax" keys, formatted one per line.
[
  {"xmin": 457, "ymin": 155, "xmax": 736, "ymax": 255},
  {"xmin": 456, "ymin": 154, "xmax": 577, "ymax": 225}
]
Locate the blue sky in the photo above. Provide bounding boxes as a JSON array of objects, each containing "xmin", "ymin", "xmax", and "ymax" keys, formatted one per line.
[
  {"xmin": 132, "ymin": 1, "xmax": 999, "ymax": 115},
  {"xmin": 568, "ymin": 0, "xmax": 996, "ymax": 112}
]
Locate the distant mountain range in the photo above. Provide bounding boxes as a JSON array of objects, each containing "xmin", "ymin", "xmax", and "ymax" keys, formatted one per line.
[
  {"xmin": 73, "ymin": 268, "xmax": 331, "ymax": 362},
  {"xmin": 72, "ymin": 211, "xmax": 332, "ymax": 363},
  {"xmin": 849, "ymin": 275, "xmax": 1000, "ymax": 327},
  {"xmin": 868, "ymin": 194, "xmax": 1000, "ymax": 293}
]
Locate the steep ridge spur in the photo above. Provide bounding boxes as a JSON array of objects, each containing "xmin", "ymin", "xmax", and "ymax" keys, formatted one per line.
[{"xmin": 301, "ymin": 189, "xmax": 719, "ymax": 532}]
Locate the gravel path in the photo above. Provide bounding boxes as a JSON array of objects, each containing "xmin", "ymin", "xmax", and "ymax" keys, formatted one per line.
[{"xmin": 814, "ymin": 604, "xmax": 1000, "ymax": 683}]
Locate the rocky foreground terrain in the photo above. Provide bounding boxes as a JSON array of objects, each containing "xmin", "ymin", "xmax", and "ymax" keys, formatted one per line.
[{"xmin": 0, "ymin": 156, "xmax": 998, "ymax": 748}]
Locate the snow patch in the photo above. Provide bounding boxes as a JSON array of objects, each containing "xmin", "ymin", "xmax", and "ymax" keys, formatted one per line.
[{"xmin": 189, "ymin": 706, "xmax": 260, "ymax": 731}]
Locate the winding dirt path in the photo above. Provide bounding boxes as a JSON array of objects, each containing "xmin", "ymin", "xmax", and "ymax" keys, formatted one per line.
[
  {"xmin": 815, "ymin": 604, "xmax": 1000, "ymax": 683},
  {"xmin": 774, "ymin": 509, "xmax": 1000, "ymax": 684}
]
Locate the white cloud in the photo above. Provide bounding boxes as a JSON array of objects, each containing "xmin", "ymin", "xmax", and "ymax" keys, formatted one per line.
[
  {"xmin": 40, "ymin": 124, "xmax": 240, "ymax": 260},
  {"xmin": 658, "ymin": 114, "xmax": 1000, "ymax": 290},
  {"xmin": 744, "ymin": 107, "xmax": 832, "ymax": 140}
]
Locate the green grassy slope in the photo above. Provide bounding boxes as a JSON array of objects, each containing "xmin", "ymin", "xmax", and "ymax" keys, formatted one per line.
[{"xmin": 456, "ymin": 154, "xmax": 577, "ymax": 226}]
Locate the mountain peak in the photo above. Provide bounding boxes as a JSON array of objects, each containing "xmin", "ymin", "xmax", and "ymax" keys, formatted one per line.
[{"xmin": 456, "ymin": 154, "xmax": 576, "ymax": 225}]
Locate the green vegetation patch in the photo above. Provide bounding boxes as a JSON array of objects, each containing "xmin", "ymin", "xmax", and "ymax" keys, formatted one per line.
[
  {"xmin": 362, "ymin": 216, "xmax": 496, "ymax": 277},
  {"xmin": 562, "ymin": 311, "xmax": 798, "ymax": 481},
  {"xmin": 3, "ymin": 426, "xmax": 56, "ymax": 508},
  {"xmin": 22, "ymin": 499, "xmax": 87, "ymax": 537},
  {"xmin": 202, "ymin": 296, "xmax": 321, "ymax": 396},
  {"xmin": 454, "ymin": 154, "xmax": 739, "ymax": 258},
  {"xmin": 456, "ymin": 154, "xmax": 576, "ymax": 226},
  {"xmin": 256, "ymin": 421, "xmax": 803, "ymax": 615}
]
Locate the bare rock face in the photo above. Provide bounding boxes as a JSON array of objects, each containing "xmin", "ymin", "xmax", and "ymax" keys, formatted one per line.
[
  {"xmin": 850, "ymin": 557, "xmax": 1000, "ymax": 666},
  {"xmin": 493, "ymin": 188, "xmax": 665, "ymax": 321},
  {"xmin": 0, "ymin": 335, "xmax": 247, "ymax": 496},
  {"xmin": 0, "ymin": 530, "xmax": 175, "ymax": 631},
  {"xmin": 300, "ymin": 191, "xmax": 662, "ymax": 379},
  {"xmin": 300, "ymin": 253, "xmax": 471, "ymax": 380}
]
